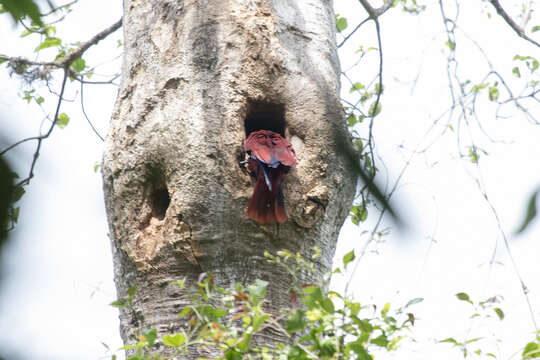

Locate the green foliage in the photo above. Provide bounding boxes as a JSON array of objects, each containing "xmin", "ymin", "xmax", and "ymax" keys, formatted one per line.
[
  {"xmin": 0, "ymin": 0, "xmax": 43, "ymax": 26},
  {"xmin": 488, "ymin": 83, "xmax": 499, "ymax": 101},
  {"xmin": 335, "ymin": 14, "xmax": 348, "ymax": 33},
  {"xmin": 392, "ymin": 0, "xmax": 426, "ymax": 14},
  {"xmin": 523, "ymin": 340, "xmax": 540, "ymax": 359},
  {"xmin": 56, "ymin": 112, "xmax": 70, "ymax": 129},
  {"xmin": 513, "ymin": 55, "xmax": 539, "ymax": 73},
  {"xmin": 515, "ymin": 186, "xmax": 539, "ymax": 234},
  {"xmin": 350, "ymin": 204, "xmax": 368, "ymax": 225},
  {"xmin": 35, "ymin": 36, "xmax": 62, "ymax": 52},
  {"xmin": 100, "ymin": 255, "xmax": 537, "ymax": 360},
  {"xmin": 105, "ymin": 250, "xmax": 420, "ymax": 360}
]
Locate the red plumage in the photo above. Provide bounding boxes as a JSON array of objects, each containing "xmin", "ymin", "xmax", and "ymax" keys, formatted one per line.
[{"xmin": 244, "ymin": 130, "xmax": 296, "ymax": 224}]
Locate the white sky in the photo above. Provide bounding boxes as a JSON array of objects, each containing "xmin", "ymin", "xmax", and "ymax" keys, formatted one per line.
[{"xmin": 0, "ymin": 0, "xmax": 539, "ymax": 359}]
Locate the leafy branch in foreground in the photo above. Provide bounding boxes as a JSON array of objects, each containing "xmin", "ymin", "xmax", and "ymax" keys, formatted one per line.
[
  {"xmin": 0, "ymin": 9, "xmax": 122, "ymax": 235},
  {"xmin": 104, "ymin": 249, "xmax": 540, "ymax": 360},
  {"xmin": 106, "ymin": 249, "xmax": 420, "ymax": 360}
]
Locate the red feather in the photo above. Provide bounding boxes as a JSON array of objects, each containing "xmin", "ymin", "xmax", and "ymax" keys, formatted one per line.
[{"xmin": 244, "ymin": 130, "xmax": 296, "ymax": 224}]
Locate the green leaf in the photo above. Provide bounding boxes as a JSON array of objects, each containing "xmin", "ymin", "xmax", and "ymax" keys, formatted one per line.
[
  {"xmin": 440, "ymin": 338, "xmax": 458, "ymax": 345},
  {"xmin": 515, "ymin": 187, "xmax": 539, "ymax": 234},
  {"xmin": 12, "ymin": 185, "xmax": 25, "ymax": 202},
  {"xmin": 1, "ymin": 0, "xmax": 44, "ymax": 26},
  {"xmin": 225, "ymin": 349, "xmax": 243, "ymax": 360},
  {"xmin": 343, "ymin": 250, "xmax": 355, "ymax": 269},
  {"xmin": 471, "ymin": 83, "xmax": 488, "ymax": 93},
  {"xmin": 252, "ymin": 314, "xmax": 269, "ymax": 332},
  {"xmin": 523, "ymin": 342, "xmax": 540, "ymax": 359},
  {"xmin": 143, "ymin": 328, "xmax": 157, "ymax": 347},
  {"xmin": 178, "ymin": 307, "xmax": 191, "ymax": 317},
  {"xmin": 456, "ymin": 292, "xmax": 473, "ymax": 304},
  {"xmin": 347, "ymin": 340, "xmax": 372, "ymax": 360},
  {"xmin": 405, "ymin": 297, "xmax": 424, "ymax": 308},
  {"xmin": 381, "ymin": 302, "xmax": 390, "ymax": 317},
  {"xmin": 349, "ymin": 82, "xmax": 365, "ymax": 92},
  {"xmin": 468, "ymin": 147, "xmax": 479, "ymax": 164},
  {"xmin": 532, "ymin": 25, "xmax": 540, "ymax": 33},
  {"xmin": 445, "ymin": 40, "xmax": 456, "ymax": 51},
  {"xmin": 285, "ymin": 309, "xmax": 306, "ymax": 333},
  {"xmin": 35, "ymin": 37, "xmax": 61, "ymax": 52},
  {"xmin": 163, "ymin": 333, "xmax": 185, "ymax": 347},
  {"xmin": 350, "ymin": 302, "xmax": 361, "ymax": 316},
  {"xmin": 493, "ymin": 307, "xmax": 504, "ymax": 320},
  {"xmin": 488, "ymin": 85, "xmax": 499, "ymax": 101},
  {"xmin": 321, "ymin": 297, "xmax": 335, "ymax": 314},
  {"xmin": 110, "ymin": 299, "xmax": 127, "ymax": 308},
  {"xmin": 248, "ymin": 279, "xmax": 268, "ymax": 300},
  {"xmin": 371, "ymin": 334, "xmax": 389, "ymax": 347},
  {"xmin": 368, "ymin": 101, "xmax": 381, "ymax": 117},
  {"xmin": 351, "ymin": 204, "xmax": 368, "ymax": 225},
  {"xmin": 127, "ymin": 285, "xmax": 138, "ymax": 304},
  {"xmin": 465, "ymin": 337, "xmax": 482, "ymax": 344},
  {"xmin": 170, "ymin": 278, "xmax": 185, "ymax": 288},
  {"xmin": 35, "ymin": 96, "xmax": 44, "ymax": 105},
  {"xmin": 20, "ymin": 29, "xmax": 33, "ymax": 37},
  {"xmin": 56, "ymin": 113, "xmax": 70, "ymax": 129},
  {"xmin": 512, "ymin": 67, "xmax": 521, "ymax": 78},
  {"xmin": 335, "ymin": 15, "xmax": 348, "ymax": 32},
  {"xmin": 71, "ymin": 57, "xmax": 86, "ymax": 73},
  {"xmin": 287, "ymin": 345, "xmax": 308, "ymax": 360},
  {"xmin": 301, "ymin": 286, "xmax": 323, "ymax": 309},
  {"xmin": 212, "ymin": 307, "xmax": 227, "ymax": 318},
  {"xmin": 347, "ymin": 114, "xmax": 358, "ymax": 127}
]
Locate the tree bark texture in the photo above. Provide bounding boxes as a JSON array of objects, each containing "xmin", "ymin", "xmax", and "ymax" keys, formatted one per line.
[{"xmin": 102, "ymin": 0, "xmax": 355, "ymax": 353}]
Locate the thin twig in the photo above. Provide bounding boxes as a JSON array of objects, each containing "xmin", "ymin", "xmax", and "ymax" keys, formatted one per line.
[
  {"xmin": 41, "ymin": 0, "xmax": 79, "ymax": 17},
  {"xmin": 80, "ymin": 80, "xmax": 105, "ymax": 141},
  {"xmin": 338, "ymin": 17, "xmax": 370, "ymax": 48},
  {"xmin": 16, "ymin": 70, "xmax": 69, "ymax": 187}
]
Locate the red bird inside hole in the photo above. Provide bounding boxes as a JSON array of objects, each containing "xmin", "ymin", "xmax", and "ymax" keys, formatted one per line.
[{"xmin": 244, "ymin": 130, "xmax": 296, "ymax": 224}]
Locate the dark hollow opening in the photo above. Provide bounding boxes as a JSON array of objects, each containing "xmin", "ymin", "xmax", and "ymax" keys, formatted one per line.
[
  {"xmin": 151, "ymin": 188, "xmax": 170, "ymax": 220},
  {"xmin": 244, "ymin": 102, "xmax": 285, "ymax": 137}
]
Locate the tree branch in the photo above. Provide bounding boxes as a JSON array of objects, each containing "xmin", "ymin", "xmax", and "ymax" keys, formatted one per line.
[
  {"xmin": 1, "ymin": 18, "xmax": 123, "ymax": 187},
  {"xmin": 61, "ymin": 18, "xmax": 122, "ymax": 67},
  {"xmin": 0, "ymin": 18, "xmax": 123, "ymax": 70},
  {"xmin": 338, "ymin": 17, "xmax": 370, "ymax": 48},
  {"xmin": 488, "ymin": 0, "xmax": 540, "ymax": 48},
  {"xmin": 357, "ymin": 0, "xmax": 393, "ymax": 19}
]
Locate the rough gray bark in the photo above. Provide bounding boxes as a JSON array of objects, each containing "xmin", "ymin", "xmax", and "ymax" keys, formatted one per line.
[{"xmin": 102, "ymin": 0, "xmax": 355, "ymax": 355}]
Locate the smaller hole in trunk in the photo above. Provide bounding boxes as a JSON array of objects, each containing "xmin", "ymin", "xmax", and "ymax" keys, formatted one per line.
[{"xmin": 151, "ymin": 188, "xmax": 170, "ymax": 220}]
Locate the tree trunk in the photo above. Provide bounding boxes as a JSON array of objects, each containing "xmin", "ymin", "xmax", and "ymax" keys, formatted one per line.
[{"xmin": 102, "ymin": 0, "xmax": 355, "ymax": 355}]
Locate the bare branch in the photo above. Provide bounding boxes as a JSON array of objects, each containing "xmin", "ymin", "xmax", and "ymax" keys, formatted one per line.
[
  {"xmin": 41, "ymin": 0, "xmax": 79, "ymax": 17},
  {"xmin": 60, "ymin": 18, "xmax": 122, "ymax": 67},
  {"xmin": 357, "ymin": 0, "xmax": 394, "ymax": 19},
  {"xmin": 338, "ymin": 17, "xmax": 370, "ymax": 48},
  {"xmin": 488, "ymin": 0, "xmax": 540, "ymax": 48},
  {"xmin": 80, "ymin": 80, "xmax": 105, "ymax": 141}
]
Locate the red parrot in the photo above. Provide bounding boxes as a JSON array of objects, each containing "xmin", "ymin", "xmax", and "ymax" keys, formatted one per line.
[{"xmin": 244, "ymin": 130, "xmax": 296, "ymax": 224}]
